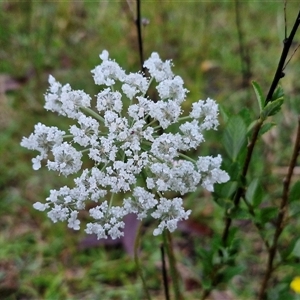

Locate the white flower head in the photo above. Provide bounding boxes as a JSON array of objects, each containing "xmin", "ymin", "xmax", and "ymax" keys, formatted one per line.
[
  {"xmin": 96, "ymin": 88, "xmax": 123, "ymax": 113},
  {"xmin": 151, "ymin": 133, "xmax": 182, "ymax": 161},
  {"xmin": 143, "ymin": 52, "xmax": 174, "ymax": 82},
  {"xmin": 122, "ymin": 72, "xmax": 149, "ymax": 99},
  {"xmin": 148, "ymin": 100, "xmax": 182, "ymax": 129},
  {"xmin": 196, "ymin": 155, "xmax": 230, "ymax": 191},
  {"xmin": 92, "ymin": 50, "xmax": 126, "ymax": 86},
  {"xmin": 190, "ymin": 98, "xmax": 219, "ymax": 130},
  {"xmin": 20, "ymin": 123, "xmax": 65, "ymax": 154},
  {"xmin": 47, "ymin": 142, "xmax": 82, "ymax": 176},
  {"xmin": 21, "ymin": 50, "xmax": 229, "ymax": 239},
  {"xmin": 86, "ymin": 201, "xmax": 126, "ymax": 239},
  {"xmin": 45, "ymin": 76, "xmax": 91, "ymax": 119},
  {"xmin": 152, "ymin": 197, "xmax": 191, "ymax": 236},
  {"xmin": 179, "ymin": 120, "xmax": 204, "ymax": 150},
  {"xmin": 156, "ymin": 76, "xmax": 188, "ymax": 104},
  {"xmin": 33, "ymin": 202, "xmax": 49, "ymax": 211},
  {"xmin": 124, "ymin": 187, "xmax": 158, "ymax": 220},
  {"xmin": 127, "ymin": 96, "xmax": 151, "ymax": 121},
  {"xmin": 68, "ymin": 211, "xmax": 80, "ymax": 230},
  {"xmin": 47, "ymin": 204, "xmax": 70, "ymax": 223},
  {"xmin": 70, "ymin": 115, "xmax": 99, "ymax": 147},
  {"xmin": 20, "ymin": 123, "xmax": 65, "ymax": 169}
]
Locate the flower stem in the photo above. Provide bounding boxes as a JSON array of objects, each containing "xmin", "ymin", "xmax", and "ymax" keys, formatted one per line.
[
  {"xmin": 108, "ymin": 192, "xmax": 115, "ymax": 209},
  {"xmin": 160, "ymin": 243, "xmax": 170, "ymax": 300},
  {"xmin": 134, "ymin": 221, "xmax": 151, "ymax": 300},
  {"xmin": 178, "ymin": 152, "xmax": 196, "ymax": 164},
  {"xmin": 178, "ymin": 115, "xmax": 192, "ymax": 122},
  {"xmin": 163, "ymin": 230, "xmax": 183, "ymax": 300},
  {"xmin": 80, "ymin": 106, "xmax": 105, "ymax": 123}
]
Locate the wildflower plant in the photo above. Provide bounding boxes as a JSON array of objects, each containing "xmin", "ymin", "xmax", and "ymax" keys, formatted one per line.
[{"xmin": 21, "ymin": 50, "xmax": 229, "ymax": 240}]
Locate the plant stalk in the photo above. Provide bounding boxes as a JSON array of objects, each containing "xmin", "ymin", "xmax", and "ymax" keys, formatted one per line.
[
  {"xmin": 161, "ymin": 244, "xmax": 170, "ymax": 300},
  {"xmin": 222, "ymin": 6, "xmax": 300, "ymax": 249},
  {"xmin": 135, "ymin": 0, "xmax": 146, "ymax": 74},
  {"xmin": 265, "ymin": 9, "xmax": 300, "ymax": 103},
  {"xmin": 258, "ymin": 116, "xmax": 300, "ymax": 300},
  {"xmin": 134, "ymin": 221, "xmax": 152, "ymax": 300},
  {"xmin": 164, "ymin": 231, "xmax": 183, "ymax": 300}
]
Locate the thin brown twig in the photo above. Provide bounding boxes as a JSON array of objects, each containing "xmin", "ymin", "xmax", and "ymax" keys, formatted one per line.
[
  {"xmin": 235, "ymin": 0, "xmax": 252, "ymax": 87},
  {"xmin": 258, "ymin": 116, "xmax": 300, "ymax": 300},
  {"xmin": 126, "ymin": 0, "xmax": 135, "ymax": 19},
  {"xmin": 222, "ymin": 6, "xmax": 300, "ymax": 251},
  {"xmin": 135, "ymin": 0, "xmax": 146, "ymax": 74},
  {"xmin": 284, "ymin": 0, "xmax": 287, "ymax": 39},
  {"xmin": 266, "ymin": 8, "xmax": 300, "ymax": 103},
  {"xmin": 207, "ymin": 8, "xmax": 300, "ymax": 300},
  {"xmin": 283, "ymin": 43, "xmax": 300, "ymax": 70}
]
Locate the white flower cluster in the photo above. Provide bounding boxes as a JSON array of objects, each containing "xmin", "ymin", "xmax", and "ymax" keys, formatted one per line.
[{"xmin": 21, "ymin": 50, "xmax": 229, "ymax": 239}]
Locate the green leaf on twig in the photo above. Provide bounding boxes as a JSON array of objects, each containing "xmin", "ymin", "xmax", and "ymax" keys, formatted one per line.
[
  {"xmin": 289, "ymin": 181, "xmax": 300, "ymax": 202},
  {"xmin": 222, "ymin": 115, "xmax": 247, "ymax": 161},
  {"xmin": 271, "ymin": 85, "xmax": 284, "ymax": 102},
  {"xmin": 281, "ymin": 237, "xmax": 300, "ymax": 259},
  {"xmin": 221, "ymin": 265, "xmax": 245, "ymax": 283},
  {"xmin": 256, "ymin": 207, "xmax": 278, "ymax": 224},
  {"xmin": 259, "ymin": 122, "xmax": 276, "ymax": 137},
  {"xmin": 245, "ymin": 178, "xmax": 264, "ymax": 207},
  {"xmin": 214, "ymin": 181, "xmax": 238, "ymax": 199},
  {"xmin": 252, "ymin": 81, "xmax": 265, "ymax": 113},
  {"xmin": 292, "ymin": 238, "xmax": 300, "ymax": 258},
  {"xmin": 214, "ymin": 196, "xmax": 235, "ymax": 211},
  {"xmin": 261, "ymin": 97, "xmax": 284, "ymax": 119},
  {"xmin": 229, "ymin": 206, "xmax": 251, "ymax": 220}
]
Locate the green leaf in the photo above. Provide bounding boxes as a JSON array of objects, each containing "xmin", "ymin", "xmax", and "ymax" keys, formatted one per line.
[
  {"xmin": 247, "ymin": 120, "xmax": 257, "ymax": 134},
  {"xmin": 245, "ymin": 178, "xmax": 264, "ymax": 207},
  {"xmin": 259, "ymin": 122, "xmax": 276, "ymax": 137},
  {"xmin": 252, "ymin": 81, "xmax": 265, "ymax": 113},
  {"xmin": 214, "ymin": 181, "xmax": 238, "ymax": 199},
  {"xmin": 221, "ymin": 265, "xmax": 245, "ymax": 283},
  {"xmin": 289, "ymin": 181, "xmax": 300, "ymax": 202},
  {"xmin": 292, "ymin": 238, "xmax": 300, "ymax": 258},
  {"xmin": 268, "ymin": 281, "xmax": 294, "ymax": 300},
  {"xmin": 222, "ymin": 115, "xmax": 247, "ymax": 161},
  {"xmin": 239, "ymin": 108, "xmax": 252, "ymax": 127},
  {"xmin": 289, "ymin": 202, "xmax": 300, "ymax": 218},
  {"xmin": 226, "ymin": 227, "xmax": 238, "ymax": 247},
  {"xmin": 256, "ymin": 207, "xmax": 278, "ymax": 224},
  {"xmin": 272, "ymin": 85, "xmax": 284, "ymax": 102},
  {"xmin": 261, "ymin": 97, "xmax": 284, "ymax": 119},
  {"xmin": 197, "ymin": 248, "xmax": 212, "ymax": 264},
  {"xmin": 281, "ymin": 238, "xmax": 300, "ymax": 259},
  {"xmin": 214, "ymin": 197, "xmax": 235, "ymax": 210},
  {"xmin": 201, "ymin": 277, "xmax": 212, "ymax": 290},
  {"xmin": 211, "ymin": 234, "xmax": 223, "ymax": 252},
  {"xmin": 225, "ymin": 161, "xmax": 241, "ymax": 181},
  {"xmin": 219, "ymin": 104, "xmax": 229, "ymax": 124},
  {"xmin": 229, "ymin": 206, "xmax": 251, "ymax": 220},
  {"xmin": 197, "ymin": 247, "xmax": 213, "ymax": 272}
]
